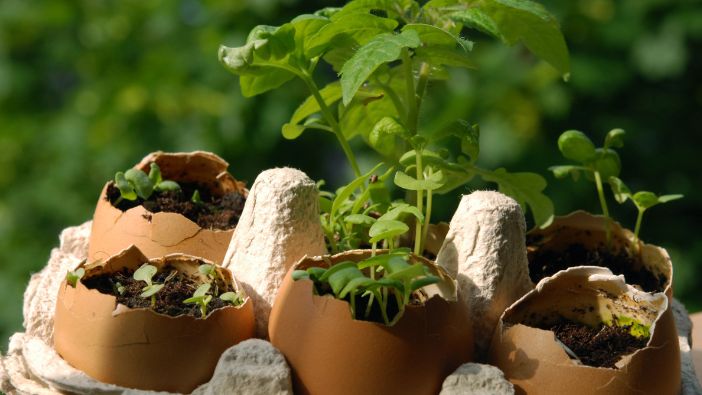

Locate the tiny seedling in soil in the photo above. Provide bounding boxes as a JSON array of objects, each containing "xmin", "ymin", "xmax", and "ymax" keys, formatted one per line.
[
  {"xmin": 107, "ymin": 162, "xmax": 246, "ymax": 230},
  {"xmin": 133, "ymin": 263, "xmax": 164, "ymax": 308},
  {"xmin": 183, "ymin": 283, "xmax": 213, "ymax": 318},
  {"xmin": 538, "ymin": 317, "xmax": 649, "ymax": 368},
  {"xmin": 66, "ymin": 268, "xmax": 85, "ymax": 288},
  {"xmin": 220, "ymin": 291, "xmax": 245, "ymax": 306},
  {"xmin": 82, "ymin": 264, "xmax": 239, "ymax": 317}
]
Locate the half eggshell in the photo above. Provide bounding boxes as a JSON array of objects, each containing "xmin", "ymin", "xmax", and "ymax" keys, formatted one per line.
[
  {"xmin": 53, "ymin": 245, "xmax": 255, "ymax": 393},
  {"xmin": 527, "ymin": 210, "xmax": 672, "ymax": 294},
  {"xmin": 269, "ymin": 250, "xmax": 474, "ymax": 395},
  {"xmin": 87, "ymin": 151, "xmax": 248, "ymax": 264},
  {"xmin": 488, "ymin": 266, "xmax": 680, "ymax": 395}
]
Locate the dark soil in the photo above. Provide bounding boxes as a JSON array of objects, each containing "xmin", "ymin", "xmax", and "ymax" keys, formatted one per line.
[
  {"xmin": 82, "ymin": 265, "xmax": 236, "ymax": 318},
  {"xmin": 106, "ymin": 181, "xmax": 245, "ymax": 230},
  {"xmin": 527, "ymin": 242, "xmax": 666, "ymax": 293},
  {"xmin": 541, "ymin": 319, "xmax": 649, "ymax": 368}
]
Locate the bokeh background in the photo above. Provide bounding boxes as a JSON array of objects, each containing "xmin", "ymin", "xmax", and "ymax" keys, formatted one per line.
[{"xmin": 1, "ymin": 0, "xmax": 700, "ymax": 350}]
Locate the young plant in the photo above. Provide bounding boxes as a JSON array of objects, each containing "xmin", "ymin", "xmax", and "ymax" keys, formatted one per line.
[
  {"xmin": 549, "ymin": 129, "xmax": 626, "ymax": 246},
  {"xmin": 114, "ymin": 162, "xmax": 180, "ymax": 204},
  {"xmin": 220, "ymin": 0, "xmax": 570, "ymax": 244},
  {"xmin": 65, "ymin": 268, "xmax": 85, "ymax": 288},
  {"xmin": 220, "ymin": 291, "xmax": 245, "ymax": 307},
  {"xmin": 198, "ymin": 263, "xmax": 221, "ymax": 295},
  {"xmin": 608, "ymin": 176, "xmax": 683, "ymax": 250},
  {"xmin": 183, "ymin": 283, "xmax": 213, "ymax": 318},
  {"xmin": 133, "ymin": 263, "xmax": 164, "ymax": 308}
]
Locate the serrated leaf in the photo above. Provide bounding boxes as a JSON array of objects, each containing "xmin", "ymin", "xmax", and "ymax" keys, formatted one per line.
[
  {"xmin": 394, "ymin": 170, "xmax": 445, "ymax": 191},
  {"xmin": 474, "ymin": 0, "xmax": 570, "ymax": 75},
  {"xmin": 340, "ymin": 30, "xmax": 421, "ymax": 105},
  {"xmin": 305, "ymin": 12, "xmax": 398, "ymax": 57},
  {"xmin": 604, "ymin": 128, "xmax": 626, "ymax": 149},
  {"xmin": 402, "ymin": 23, "xmax": 473, "ymax": 51},
  {"xmin": 369, "ymin": 220, "xmax": 410, "ymax": 243},
  {"xmin": 449, "ymin": 8, "xmax": 503, "ymax": 39},
  {"xmin": 480, "ymin": 168, "xmax": 554, "ymax": 228},
  {"xmin": 339, "ymin": 94, "xmax": 398, "ymax": 141},
  {"xmin": 608, "ymin": 176, "xmax": 631, "ymax": 204},
  {"xmin": 557, "ymin": 130, "xmax": 596, "ymax": 163}
]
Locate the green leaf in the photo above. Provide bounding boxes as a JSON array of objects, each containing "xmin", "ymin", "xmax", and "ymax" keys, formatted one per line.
[
  {"xmin": 140, "ymin": 283, "xmax": 164, "ymax": 298},
  {"xmin": 549, "ymin": 165, "xmax": 584, "ymax": 181},
  {"xmin": 410, "ymin": 276, "xmax": 440, "ymax": 291},
  {"xmin": 328, "ymin": 265, "xmax": 365, "ymax": 296},
  {"xmin": 345, "ymin": 214, "xmax": 377, "ymax": 226},
  {"xmin": 155, "ymin": 180, "xmax": 180, "ymax": 192},
  {"xmin": 284, "ymin": 81, "xmax": 342, "ymax": 139},
  {"xmin": 340, "ymin": 29, "xmax": 421, "ymax": 105},
  {"xmin": 319, "ymin": 261, "xmax": 357, "ymax": 282},
  {"xmin": 305, "ymin": 12, "xmax": 398, "ymax": 58},
  {"xmin": 66, "ymin": 268, "xmax": 85, "ymax": 288},
  {"xmin": 292, "ymin": 270, "xmax": 311, "ymax": 281},
  {"xmin": 240, "ymin": 72, "xmax": 296, "ymax": 98},
  {"xmin": 632, "ymin": 191, "xmax": 660, "ymax": 210},
  {"xmin": 432, "ymin": 120, "xmax": 480, "ymax": 162},
  {"xmin": 604, "ymin": 128, "xmax": 626, "ymax": 149},
  {"xmin": 402, "ymin": 23, "xmax": 473, "ymax": 51},
  {"xmin": 338, "ymin": 276, "xmax": 375, "ymax": 298},
  {"xmin": 414, "ymin": 46, "xmax": 477, "ymax": 69},
  {"xmin": 449, "ymin": 8, "xmax": 502, "ymax": 39},
  {"xmin": 368, "ymin": 117, "xmax": 407, "ymax": 158},
  {"xmin": 608, "ymin": 176, "xmax": 631, "ymax": 204},
  {"xmin": 133, "ymin": 263, "xmax": 157, "ymax": 286},
  {"xmin": 191, "ymin": 189, "xmax": 202, "ymax": 203},
  {"xmin": 330, "ymin": 163, "xmax": 383, "ymax": 221},
  {"xmin": 658, "ymin": 194, "xmax": 684, "ymax": 204},
  {"xmin": 125, "ymin": 168, "xmax": 154, "ymax": 200},
  {"xmin": 198, "ymin": 264, "xmax": 216, "ymax": 278},
  {"xmin": 480, "ymin": 168, "xmax": 554, "ymax": 228},
  {"xmin": 114, "ymin": 171, "xmax": 137, "ymax": 201},
  {"xmin": 148, "ymin": 163, "xmax": 162, "ymax": 185},
  {"xmin": 557, "ymin": 130, "xmax": 596, "ymax": 163},
  {"xmin": 220, "ymin": 291, "xmax": 244, "ymax": 306},
  {"xmin": 193, "ymin": 283, "xmax": 211, "ymax": 298},
  {"xmin": 590, "ymin": 148, "xmax": 621, "ymax": 180},
  {"xmin": 386, "ymin": 263, "xmax": 426, "ymax": 282},
  {"xmin": 378, "ymin": 203, "xmax": 424, "ymax": 223},
  {"xmin": 369, "ymin": 220, "xmax": 410, "ymax": 243},
  {"xmin": 473, "ymin": 0, "xmax": 570, "ymax": 75},
  {"xmin": 394, "ymin": 170, "xmax": 446, "ymax": 191}
]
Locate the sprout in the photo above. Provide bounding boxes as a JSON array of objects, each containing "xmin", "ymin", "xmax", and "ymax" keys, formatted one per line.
[
  {"xmin": 114, "ymin": 162, "xmax": 181, "ymax": 204},
  {"xmin": 66, "ymin": 268, "xmax": 85, "ymax": 288},
  {"xmin": 184, "ymin": 283, "xmax": 213, "ymax": 318},
  {"xmin": 220, "ymin": 291, "xmax": 245, "ymax": 307},
  {"xmin": 133, "ymin": 263, "xmax": 164, "ymax": 307}
]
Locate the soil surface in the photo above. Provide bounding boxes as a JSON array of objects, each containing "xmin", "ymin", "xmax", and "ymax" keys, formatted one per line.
[
  {"xmin": 540, "ymin": 319, "xmax": 649, "ymax": 368},
  {"xmin": 82, "ymin": 265, "xmax": 236, "ymax": 318},
  {"xmin": 106, "ymin": 181, "xmax": 245, "ymax": 230},
  {"xmin": 527, "ymin": 242, "xmax": 666, "ymax": 293}
]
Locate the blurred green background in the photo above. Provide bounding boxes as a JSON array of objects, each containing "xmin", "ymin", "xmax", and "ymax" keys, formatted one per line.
[{"xmin": 1, "ymin": 0, "xmax": 700, "ymax": 350}]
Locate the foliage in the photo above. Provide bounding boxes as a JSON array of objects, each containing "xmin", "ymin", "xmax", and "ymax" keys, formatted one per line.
[
  {"xmin": 65, "ymin": 268, "xmax": 85, "ymax": 288},
  {"xmin": 114, "ymin": 163, "xmax": 180, "ymax": 203},
  {"xmin": 293, "ymin": 249, "xmax": 441, "ymax": 325},
  {"xmin": 133, "ymin": 263, "xmax": 164, "ymax": 307},
  {"xmin": 183, "ymin": 283, "xmax": 213, "ymax": 318},
  {"xmin": 220, "ymin": 291, "xmax": 245, "ymax": 306}
]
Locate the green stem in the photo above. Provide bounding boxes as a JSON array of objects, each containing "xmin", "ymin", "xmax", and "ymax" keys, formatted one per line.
[
  {"xmin": 421, "ymin": 187, "xmax": 433, "ymax": 255},
  {"xmin": 350, "ymin": 290, "xmax": 356, "ymax": 319},
  {"xmin": 593, "ymin": 171, "xmax": 612, "ymax": 248},
  {"xmin": 414, "ymin": 149, "xmax": 424, "ymax": 256},
  {"xmin": 300, "ymin": 71, "xmax": 361, "ymax": 178},
  {"xmin": 634, "ymin": 208, "xmax": 644, "ymax": 252}
]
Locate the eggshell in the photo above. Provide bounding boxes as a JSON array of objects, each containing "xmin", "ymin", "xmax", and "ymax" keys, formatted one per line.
[
  {"xmin": 53, "ymin": 245, "xmax": 255, "ymax": 393},
  {"xmin": 87, "ymin": 151, "xmax": 248, "ymax": 264},
  {"xmin": 489, "ymin": 266, "xmax": 681, "ymax": 395},
  {"xmin": 269, "ymin": 250, "xmax": 474, "ymax": 395},
  {"xmin": 527, "ymin": 210, "xmax": 672, "ymax": 294}
]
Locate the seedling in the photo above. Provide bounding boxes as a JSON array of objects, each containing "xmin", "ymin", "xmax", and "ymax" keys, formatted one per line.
[
  {"xmin": 191, "ymin": 189, "xmax": 202, "ymax": 204},
  {"xmin": 608, "ymin": 176, "xmax": 683, "ymax": 251},
  {"xmin": 220, "ymin": 291, "xmax": 245, "ymax": 307},
  {"xmin": 66, "ymin": 268, "xmax": 85, "ymax": 288},
  {"xmin": 133, "ymin": 263, "xmax": 164, "ymax": 308},
  {"xmin": 198, "ymin": 263, "xmax": 220, "ymax": 295},
  {"xmin": 550, "ymin": 129, "xmax": 626, "ymax": 246},
  {"xmin": 221, "ymin": 0, "xmax": 571, "ymax": 249},
  {"xmin": 183, "ymin": 283, "xmax": 213, "ymax": 318},
  {"xmin": 184, "ymin": 283, "xmax": 213, "ymax": 317},
  {"xmin": 114, "ymin": 162, "xmax": 181, "ymax": 204}
]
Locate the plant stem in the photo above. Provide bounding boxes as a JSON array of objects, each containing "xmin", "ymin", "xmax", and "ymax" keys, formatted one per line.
[
  {"xmin": 402, "ymin": 49, "xmax": 417, "ymax": 134},
  {"xmin": 421, "ymin": 187, "xmax": 433, "ymax": 254},
  {"xmin": 593, "ymin": 171, "xmax": 612, "ymax": 248},
  {"xmin": 633, "ymin": 208, "xmax": 645, "ymax": 252},
  {"xmin": 414, "ymin": 149, "xmax": 424, "ymax": 256},
  {"xmin": 300, "ymin": 71, "xmax": 361, "ymax": 178}
]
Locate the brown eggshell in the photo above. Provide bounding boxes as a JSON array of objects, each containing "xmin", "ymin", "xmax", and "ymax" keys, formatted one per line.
[
  {"xmin": 87, "ymin": 151, "xmax": 248, "ymax": 264},
  {"xmin": 527, "ymin": 210, "xmax": 672, "ymax": 294},
  {"xmin": 53, "ymin": 245, "xmax": 255, "ymax": 393},
  {"xmin": 489, "ymin": 266, "xmax": 681, "ymax": 395},
  {"xmin": 269, "ymin": 250, "xmax": 474, "ymax": 395}
]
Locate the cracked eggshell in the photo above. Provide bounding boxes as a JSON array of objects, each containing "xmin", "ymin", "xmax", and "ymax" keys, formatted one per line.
[
  {"xmin": 488, "ymin": 266, "xmax": 680, "ymax": 395},
  {"xmin": 88, "ymin": 151, "xmax": 248, "ymax": 264},
  {"xmin": 527, "ymin": 211, "xmax": 672, "ymax": 294},
  {"xmin": 269, "ymin": 250, "xmax": 474, "ymax": 395},
  {"xmin": 53, "ymin": 245, "xmax": 255, "ymax": 393}
]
